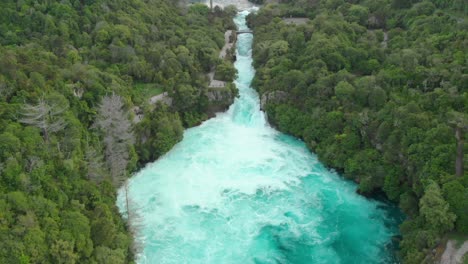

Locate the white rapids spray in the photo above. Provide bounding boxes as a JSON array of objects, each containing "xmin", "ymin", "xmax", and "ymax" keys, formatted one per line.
[{"xmin": 118, "ymin": 10, "xmax": 400, "ymax": 264}]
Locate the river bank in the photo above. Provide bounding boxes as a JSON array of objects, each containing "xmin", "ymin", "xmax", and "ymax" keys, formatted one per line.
[
  {"xmin": 246, "ymin": 2, "xmax": 468, "ymax": 263},
  {"xmin": 440, "ymin": 240, "xmax": 468, "ymax": 264},
  {"xmin": 119, "ymin": 8, "xmax": 402, "ymax": 263}
]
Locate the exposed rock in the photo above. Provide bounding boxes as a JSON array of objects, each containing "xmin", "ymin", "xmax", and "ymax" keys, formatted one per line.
[
  {"xmin": 149, "ymin": 92, "xmax": 172, "ymax": 106},
  {"xmin": 440, "ymin": 240, "xmax": 468, "ymax": 264},
  {"xmin": 205, "ymin": 86, "xmax": 237, "ymax": 116},
  {"xmin": 220, "ymin": 30, "xmax": 234, "ymax": 59},
  {"xmin": 368, "ymin": 15, "xmax": 385, "ymax": 29},
  {"xmin": 132, "ymin": 106, "xmax": 144, "ymax": 124},
  {"xmin": 382, "ymin": 31, "xmax": 388, "ymax": 49},
  {"xmin": 206, "ymin": 88, "xmax": 232, "ymax": 101},
  {"xmin": 208, "ymin": 30, "xmax": 237, "ymax": 88},
  {"xmin": 260, "ymin": 90, "xmax": 288, "ymax": 110},
  {"xmin": 132, "ymin": 92, "xmax": 172, "ymax": 123},
  {"xmin": 138, "ymin": 29, "xmax": 237, "ymax": 120},
  {"xmin": 282, "ymin": 18, "xmax": 309, "ymax": 25},
  {"xmin": 73, "ymin": 87, "xmax": 84, "ymax": 98}
]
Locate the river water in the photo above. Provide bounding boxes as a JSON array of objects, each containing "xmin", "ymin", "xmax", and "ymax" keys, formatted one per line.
[{"xmin": 118, "ymin": 10, "xmax": 400, "ymax": 264}]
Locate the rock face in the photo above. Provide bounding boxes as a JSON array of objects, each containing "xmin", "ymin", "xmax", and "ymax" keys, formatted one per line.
[
  {"xmin": 205, "ymin": 86, "xmax": 237, "ymax": 116},
  {"xmin": 440, "ymin": 240, "xmax": 468, "ymax": 264},
  {"xmin": 132, "ymin": 106, "xmax": 144, "ymax": 124},
  {"xmin": 260, "ymin": 90, "xmax": 288, "ymax": 110},
  {"xmin": 208, "ymin": 30, "xmax": 236, "ymax": 88},
  {"xmin": 137, "ymin": 28, "xmax": 238, "ymax": 121},
  {"xmin": 368, "ymin": 15, "xmax": 385, "ymax": 29},
  {"xmin": 206, "ymin": 88, "xmax": 233, "ymax": 101},
  {"xmin": 282, "ymin": 18, "xmax": 309, "ymax": 25}
]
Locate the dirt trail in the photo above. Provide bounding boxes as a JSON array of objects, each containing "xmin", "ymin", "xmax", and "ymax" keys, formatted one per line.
[
  {"xmin": 440, "ymin": 240, "xmax": 468, "ymax": 264},
  {"xmin": 219, "ymin": 30, "xmax": 233, "ymax": 59},
  {"xmin": 282, "ymin": 18, "xmax": 309, "ymax": 25},
  {"xmin": 382, "ymin": 31, "xmax": 388, "ymax": 48},
  {"xmin": 208, "ymin": 30, "xmax": 234, "ymax": 88}
]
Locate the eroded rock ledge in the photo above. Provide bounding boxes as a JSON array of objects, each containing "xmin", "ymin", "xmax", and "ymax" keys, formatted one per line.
[{"xmin": 260, "ymin": 90, "xmax": 288, "ymax": 110}]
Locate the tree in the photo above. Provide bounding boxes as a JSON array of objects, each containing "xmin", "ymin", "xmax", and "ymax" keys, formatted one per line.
[
  {"xmin": 90, "ymin": 204, "xmax": 117, "ymax": 247},
  {"xmin": 347, "ymin": 5, "xmax": 369, "ymax": 25},
  {"xmin": 122, "ymin": 180, "xmax": 144, "ymax": 256},
  {"xmin": 50, "ymin": 239, "xmax": 78, "ymax": 264},
  {"xmin": 335, "ymin": 81, "xmax": 355, "ymax": 105},
  {"xmin": 135, "ymin": 106, "xmax": 184, "ymax": 163},
  {"xmin": 0, "ymin": 0, "xmax": 235, "ymax": 263},
  {"xmin": 94, "ymin": 246, "xmax": 125, "ymax": 264},
  {"xmin": 442, "ymin": 180, "xmax": 468, "ymax": 233},
  {"xmin": 20, "ymin": 98, "xmax": 67, "ymax": 142},
  {"xmin": 93, "ymin": 94, "xmax": 141, "ymax": 256},
  {"xmin": 94, "ymin": 94, "xmax": 134, "ymax": 187},
  {"xmin": 448, "ymin": 111, "xmax": 467, "ymax": 177},
  {"xmin": 419, "ymin": 181, "xmax": 456, "ymax": 234},
  {"xmin": 85, "ymin": 146, "xmax": 107, "ymax": 183},
  {"xmin": 269, "ymin": 40, "xmax": 289, "ymax": 57},
  {"xmin": 249, "ymin": 1, "xmax": 467, "ymax": 261},
  {"xmin": 61, "ymin": 211, "xmax": 93, "ymax": 257},
  {"xmin": 368, "ymin": 87, "xmax": 387, "ymax": 109},
  {"xmin": 215, "ymin": 61, "xmax": 237, "ymax": 82}
]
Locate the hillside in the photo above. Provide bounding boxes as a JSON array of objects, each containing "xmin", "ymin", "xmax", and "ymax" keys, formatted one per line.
[
  {"xmin": 0, "ymin": 0, "xmax": 235, "ymax": 263},
  {"xmin": 248, "ymin": 0, "xmax": 467, "ymax": 262}
]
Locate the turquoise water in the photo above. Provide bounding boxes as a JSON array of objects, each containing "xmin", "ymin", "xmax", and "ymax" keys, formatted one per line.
[{"xmin": 119, "ymin": 10, "xmax": 400, "ymax": 264}]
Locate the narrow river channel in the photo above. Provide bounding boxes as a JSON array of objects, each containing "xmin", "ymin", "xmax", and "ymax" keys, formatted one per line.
[{"xmin": 118, "ymin": 9, "xmax": 400, "ymax": 264}]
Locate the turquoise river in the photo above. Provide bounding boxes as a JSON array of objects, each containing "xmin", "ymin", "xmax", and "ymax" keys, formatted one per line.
[{"xmin": 119, "ymin": 10, "xmax": 401, "ymax": 264}]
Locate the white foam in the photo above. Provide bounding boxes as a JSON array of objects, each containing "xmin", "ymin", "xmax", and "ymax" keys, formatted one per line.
[{"xmin": 117, "ymin": 10, "xmax": 398, "ymax": 264}]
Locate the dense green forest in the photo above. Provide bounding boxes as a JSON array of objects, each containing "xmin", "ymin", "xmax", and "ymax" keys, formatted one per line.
[
  {"xmin": 248, "ymin": 0, "xmax": 467, "ymax": 262},
  {"xmin": 0, "ymin": 0, "xmax": 236, "ymax": 263}
]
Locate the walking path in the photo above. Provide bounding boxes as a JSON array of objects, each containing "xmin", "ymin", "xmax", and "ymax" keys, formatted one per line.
[
  {"xmin": 208, "ymin": 71, "xmax": 227, "ymax": 88},
  {"xmin": 282, "ymin": 18, "xmax": 309, "ymax": 25},
  {"xmin": 219, "ymin": 30, "xmax": 233, "ymax": 59},
  {"xmin": 209, "ymin": 30, "xmax": 235, "ymax": 88},
  {"xmin": 137, "ymin": 16, "xmax": 310, "ymax": 119},
  {"xmin": 149, "ymin": 92, "xmax": 172, "ymax": 105},
  {"xmin": 440, "ymin": 240, "xmax": 468, "ymax": 264},
  {"xmin": 135, "ymin": 28, "xmax": 235, "ymax": 123}
]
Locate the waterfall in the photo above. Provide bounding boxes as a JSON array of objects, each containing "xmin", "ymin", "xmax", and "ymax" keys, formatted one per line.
[{"xmin": 118, "ymin": 10, "xmax": 400, "ymax": 264}]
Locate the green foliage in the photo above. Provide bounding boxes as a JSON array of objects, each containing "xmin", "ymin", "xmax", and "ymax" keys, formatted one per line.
[
  {"xmin": 420, "ymin": 181, "xmax": 456, "ymax": 234},
  {"xmin": 442, "ymin": 178, "xmax": 468, "ymax": 233},
  {"xmin": 215, "ymin": 61, "xmax": 238, "ymax": 82},
  {"xmin": 132, "ymin": 83, "xmax": 164, "ymax": 106},
  {"xmin": 250, "ymin": 0, "xmax": 467, "ymax": 261},
  {"xmin": 136, "ymin": 105, "xmax": 184, "ymax": 163},
  {"xmin": 335, "ymin": 81, "xmax": 356, "ymax": 105},
  {"xmin": 0, "ymin": 0, "xmax": 234, "ymax": 262}
]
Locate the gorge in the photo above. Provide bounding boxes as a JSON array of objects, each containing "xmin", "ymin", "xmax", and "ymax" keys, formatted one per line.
[{"xmin": 118, "ymin": 9, "xmax": 401, "ymax": 264}]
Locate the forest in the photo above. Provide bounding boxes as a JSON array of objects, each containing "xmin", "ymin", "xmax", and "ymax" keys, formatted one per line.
[
  {"xmin": 1, "ymin": 0, "xmax": 466, "ymax": 262},
  {"xmin": 248, "ymin": 0, "xmax": 467, "ymax": 262},
  {"xmin": 0, "ymin": 0, "xmax": 236, "ymax": 263}
]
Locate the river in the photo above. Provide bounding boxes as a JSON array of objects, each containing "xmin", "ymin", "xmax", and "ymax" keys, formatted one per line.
[{"xmin": 118, "ymin": 9, "xmax": 401, "ymax": 264}]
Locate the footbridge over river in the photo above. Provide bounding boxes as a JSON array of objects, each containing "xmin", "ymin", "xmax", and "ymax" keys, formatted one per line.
[{"xmin": 236, "ymin": 30, "xmax": 253, "ymax": 35}]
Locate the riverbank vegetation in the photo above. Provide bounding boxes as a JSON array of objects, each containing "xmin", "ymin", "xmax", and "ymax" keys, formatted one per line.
[
  {"xmin": 0, "ymin": 0, "xmax": 236, "ymax": 263},
  {"xmin": 248, "ymin": 0, "xmax": 467, "ymax": 262}
]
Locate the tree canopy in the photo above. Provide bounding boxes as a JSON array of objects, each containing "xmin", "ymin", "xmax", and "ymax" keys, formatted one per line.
[
  {"xmin": 0, "ymin": 0, "xmax": 235, "ymax": 263},
  {"xmin": 248, "ymin": 0, "xmax": 467, "ymax": 262}
]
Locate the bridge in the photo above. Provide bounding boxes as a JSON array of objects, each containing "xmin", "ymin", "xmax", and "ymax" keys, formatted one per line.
[{"xmin": 236, "ymin": 30, "xmax": 253, "ymax": 35}]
